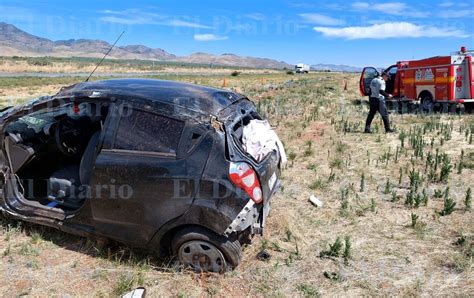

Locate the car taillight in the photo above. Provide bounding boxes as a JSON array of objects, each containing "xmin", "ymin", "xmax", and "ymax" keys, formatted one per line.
[
  {"xmin": 456, "ymin": 80, "xmax": 463, "ymax": 88},
  {"xmin": 229, "ymin": 162, "xmax": 263, "ymax": 204}
]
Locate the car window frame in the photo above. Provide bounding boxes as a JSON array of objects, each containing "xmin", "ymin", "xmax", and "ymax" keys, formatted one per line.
[{"xmin": 386, "ymin": 65, "xmax": 398, "ymax": 75}]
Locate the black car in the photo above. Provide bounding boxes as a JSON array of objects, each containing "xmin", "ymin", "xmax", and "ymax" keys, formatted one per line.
[{"xmin": 0, "ymin": 79, "xmax": 283, "ymax": 272}]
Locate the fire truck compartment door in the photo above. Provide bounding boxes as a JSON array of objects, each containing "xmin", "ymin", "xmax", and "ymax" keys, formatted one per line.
[{"xmin": 360, "ymin": 67, "xmax": 379, "ymax": 96}]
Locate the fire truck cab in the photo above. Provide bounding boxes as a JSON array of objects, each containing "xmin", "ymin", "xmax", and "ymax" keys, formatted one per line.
[{"xmin": 360, "ymin": 47, "xmax": 474, "ymax": 112}]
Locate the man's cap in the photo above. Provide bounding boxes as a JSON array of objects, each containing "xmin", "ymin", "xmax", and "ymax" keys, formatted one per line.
[{"xmin": 381, "ymin": 70, "xmax": 391, "ymax": 79}]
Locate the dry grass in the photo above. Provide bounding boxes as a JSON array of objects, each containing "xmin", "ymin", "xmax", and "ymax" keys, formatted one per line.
[
  {"xmin": 0, "ymin": 57, "xmax": 281, "ymax": 74},
  {"xmin": 0, "ymin": 70, "xmax": 473, "ymax": 296}
]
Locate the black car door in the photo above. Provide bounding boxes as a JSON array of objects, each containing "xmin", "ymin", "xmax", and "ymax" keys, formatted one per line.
[
  {"xmin": 384, "ymin": 65, "xmax": 398, "ymax": 95},
  {"xmin": 89, "ymin": 102, "xmax": 212, "ymax": 245}
]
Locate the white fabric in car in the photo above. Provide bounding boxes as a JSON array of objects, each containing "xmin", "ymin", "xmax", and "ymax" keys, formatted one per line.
[{"xmin": 242, "ymin": 119, "xmax": 287, "ymax": 164}]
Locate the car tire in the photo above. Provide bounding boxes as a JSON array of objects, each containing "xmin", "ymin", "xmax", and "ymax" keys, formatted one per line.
[
  {"xmin": 421, "ymin": 96, "xmax": 434, "ymax": 113},
  {"xmin": 171, "ymin": 227, "xmax": 242, "ymax": 272},
  {"xmin": 464, "ymin": 103, "xmax": 474, "ymax": 114}
]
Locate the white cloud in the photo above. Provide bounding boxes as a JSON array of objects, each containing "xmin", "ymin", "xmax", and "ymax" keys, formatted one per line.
[
  {"xmin": 100, "ymin": 16, "xmax": 150, "ymax": 25},
  {"xmin": 298, "ymin": 13, "xmax": 345, "ymax": 26},
  {"xmin": 352, "ymin": 2, "xmax": 370, "ymax": 9},
  {"xmin": 194, "ymin": 34, "xmax": 229, "ymax": 41},
  {"xmin": 313, "ymin": 22, "xmax": 468, "ymax": 39},
  {"xmin": 99, "ymin": 9, "xmax": 211, "ymax": 28},
  {"xmin": 439, "ymin": 1, "xmax": 454, "ymax": 7},
  {"xmin": 167, "ymin": 20, "xmax": 211, "ymax": 29},
  {"xmin": 352, "ymin": 2, "xmax": 427, "ymax": 17},
  {"xmin": 372, "ymin": 2, "xmax": 406, "ymax": 12},
  {"xmin": 438, "ymin": 9, "xmax": 474, "ymax": 18},
  {"xmin": 99, "ymin": 9, "xmax": 160, "ymax": 25}
]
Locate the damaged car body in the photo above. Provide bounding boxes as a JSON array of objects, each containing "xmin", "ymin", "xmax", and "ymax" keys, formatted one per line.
[{"xmin": 0, "ymin": 78, "xmax": 284, "ymax": 272}]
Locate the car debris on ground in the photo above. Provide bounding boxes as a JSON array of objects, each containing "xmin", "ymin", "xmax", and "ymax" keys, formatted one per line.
[
  {"xmin": 256, "ymin": 249, "xmax": 271, "ymax": 261},
  {"xmin": 122, "ymin": 287, "xmax": 146, "ymax": 298},
  {"xmin": 309, "ymin": 195, "xmax": 323, "ymax": 207}
]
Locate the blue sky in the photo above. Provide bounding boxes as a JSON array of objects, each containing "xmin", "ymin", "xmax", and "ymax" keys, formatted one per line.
[{"xmin": 0, "ymin": 0, "xmax": 473, "ymax": 66}]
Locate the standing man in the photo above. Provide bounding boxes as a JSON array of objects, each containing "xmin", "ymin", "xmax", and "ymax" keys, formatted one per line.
[{"xmin": 364, "ymin": 70, "xmax": 395, "ymax": 133}]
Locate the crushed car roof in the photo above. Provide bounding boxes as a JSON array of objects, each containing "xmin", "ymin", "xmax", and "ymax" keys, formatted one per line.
[{"xmin": 55, "ymin": 78, "xmax": 245, "ymax": 114}]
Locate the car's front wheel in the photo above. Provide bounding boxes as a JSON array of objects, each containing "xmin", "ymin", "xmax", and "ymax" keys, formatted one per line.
[{"xmin": 171, "ymin": 227, "xmax": 242, "ymax": 272}]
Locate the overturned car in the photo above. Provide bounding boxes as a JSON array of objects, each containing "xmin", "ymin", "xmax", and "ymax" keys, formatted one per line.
[{"xmin": 0, "ymin": 79, "xmax": 285, "ymax": 272}]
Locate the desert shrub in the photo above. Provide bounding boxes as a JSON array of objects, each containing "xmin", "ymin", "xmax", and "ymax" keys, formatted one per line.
[
  {"xmin": 343, "ymin": 236, "xmax": 352, "ymax": 265},
  {"xmin": 383, "ymin": 178, "xmax": 391, "ymax": 194},
  {"xmin": 339, "ymin": 187, "xmax": 350, "ymax": 215},
  {"xmin": 437, "ymin": 196, "xmax": 456, "ymax": 216},
  {"xmin": 434, "ymin": 188, "xmax": 444, "ymax": 198},
  {"xmin": 304, "ymin": 140, "xmax": 313, "ymax": 157},
  {"xmin": 465, "ymin": 187, "xmax": 472, "ymax": 211},
  {"xmin": 114, "ymin": 272, "xmax": 144, "ymax": 296},
  {"xmin": 439, "ymin": 154, "xmax": 453, "ymax": 183},
  {"xmin": 330, "ymin": 158, "xmax": 343, "ymax": 169},
  {"xmin": 27, "ymin": 58, "xmax": 52, "ymax": 66},
  {"xmin": 309, "ymin": 178, "xmax": 326, "ymax": 190},
  {"xmin": 296, "ymin": 284, "xmax": 320, "ymax": 297},
  {"xmin": 410, "ymin": 213, "xmax": 419, "ymax": 227},
  {"xmin": 320, "ymin": 237, "xmax": 343, "ymax": 258}
]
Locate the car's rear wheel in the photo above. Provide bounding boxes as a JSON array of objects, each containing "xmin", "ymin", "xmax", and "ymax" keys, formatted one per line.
[{"xmin": 171, "ymin": 227, "xmax": 242, "ymax": 272}]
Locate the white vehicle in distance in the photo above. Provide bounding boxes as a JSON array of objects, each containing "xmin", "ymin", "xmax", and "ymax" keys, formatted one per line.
[{"xmin": 295, "ymin": 63, "xmax": 310, "ymax": 73}]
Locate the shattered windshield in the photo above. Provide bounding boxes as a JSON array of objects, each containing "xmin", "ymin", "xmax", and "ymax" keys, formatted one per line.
[
  {"xmin": 7, "ymin": 104, "xmax": 71, "ymax": 133},
  {"xmin": 0, "ymin": 106, "xmax": 13, "ymax": 117}
]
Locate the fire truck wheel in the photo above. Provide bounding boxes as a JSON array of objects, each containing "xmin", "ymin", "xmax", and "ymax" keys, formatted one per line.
[
  {"xmin": 464, "ymin": 103, "xmax": 474, "ymax": 114},
  {"xmin": 421, "ymin": 96, "xmax": 434, "ymax": 113}
]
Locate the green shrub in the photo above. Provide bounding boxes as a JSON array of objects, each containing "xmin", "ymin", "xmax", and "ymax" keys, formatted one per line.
[
  {"xmin": 439, "ymin": 154, "xmax": 453, "ymax": 183},
  {"xmin": 343, "ymin": 236, "xmax": 352, "ymax": 265},
  {"xmin": 437, "ymin": 196, "xmax": 456, "ymax": 216},
  {"xmin": 320, "ymin": 237, "xmax": 343, "ymax": 258},
  {"xmin": 465, "ymin": 187, "xmax": 472, "ymax": 211},
  {"xmin": 410, "ymin": 213, "xmax": 419, "ymax": 228},
  {"xmin": 359, "ymin": 173, "xmax": 365, "ymax": 192}
]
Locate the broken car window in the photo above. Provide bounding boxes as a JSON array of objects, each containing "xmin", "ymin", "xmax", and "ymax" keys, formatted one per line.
[{"xmin": 114, "ymin": 108, "xmax": 184, "ymax": 155}]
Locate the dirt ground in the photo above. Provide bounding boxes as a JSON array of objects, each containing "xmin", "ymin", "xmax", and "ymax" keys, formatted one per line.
[{"xmin": 0, "ymin": 68, "xmax": 472, "ymax": 297}]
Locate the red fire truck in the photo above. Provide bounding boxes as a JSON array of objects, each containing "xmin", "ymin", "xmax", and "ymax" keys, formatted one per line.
[{"xmin": 360, "ymin": 47, "xmax": 474, "ymax": 112}]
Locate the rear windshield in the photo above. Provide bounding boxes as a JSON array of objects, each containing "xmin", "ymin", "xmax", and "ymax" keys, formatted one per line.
[{"xmin": 231, "ymin": 111, "xmax": 262, "ymax": 161}]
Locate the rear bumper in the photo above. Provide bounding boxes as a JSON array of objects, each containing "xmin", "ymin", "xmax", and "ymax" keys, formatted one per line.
[
  {"xmin": 223, "ymin": 178, "xmax": 279, "ymax": 237},
  {"xmin": 223, "ymin": 199, "xmax": 261, "ymax": 237}
]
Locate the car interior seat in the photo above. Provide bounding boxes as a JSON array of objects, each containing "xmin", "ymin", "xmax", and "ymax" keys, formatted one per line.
[{"xmin": 47, "ymin": 131, "xmax": 101, "ymax": 208}]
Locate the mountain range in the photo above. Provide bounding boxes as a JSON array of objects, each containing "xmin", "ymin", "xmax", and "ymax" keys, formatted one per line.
[
  {"xmin": 311, "ymin": 64, "xmax": 362, "ymax": 72},
  {"xmin": 0, "ymin": 22, "xmax": 361, "ymax": 71}
]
